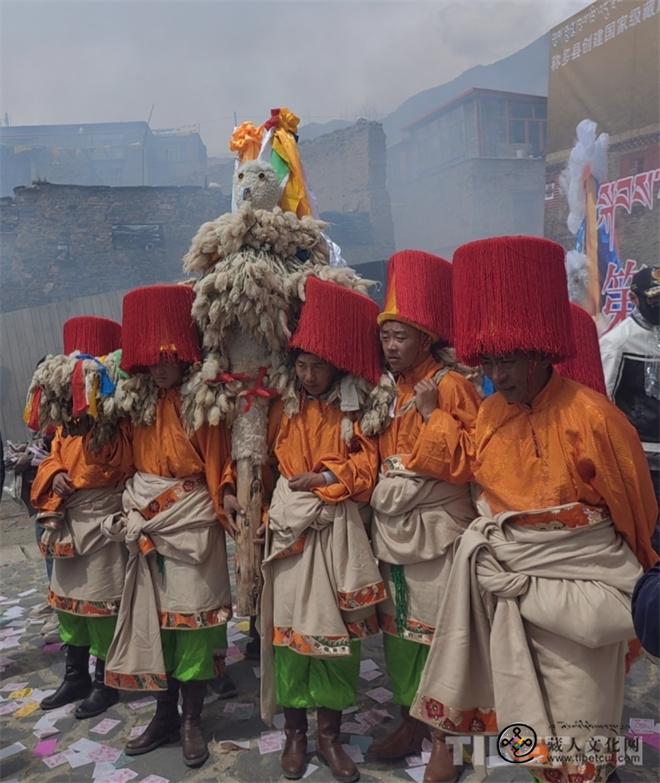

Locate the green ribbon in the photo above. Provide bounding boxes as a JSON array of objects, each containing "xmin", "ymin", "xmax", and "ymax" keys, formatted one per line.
[{"xmin": 391, "ymin": 564, "xmax": 408, "ymax": 637}]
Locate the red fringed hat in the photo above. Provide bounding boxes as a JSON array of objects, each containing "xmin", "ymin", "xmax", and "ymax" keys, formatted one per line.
[
  {"xmin": 452, "ymin": 236, "xmax": 575, "ymax": 365},
  {"xmin": 63, "ymin": 316, "xmax": 121, "ymax": 355},
  {"xmin": 378, "ymin": 250, "xmax": 453, "ymax": 342},
  {"xmin": 120, "ymin": 284, "xmax": 201, "ymax": 373},
  {"xmin": 556, "ymin": 304, "xmax": 606, "ymax": 394},
  {"xmin": 290, "ymin": 277, "xmax": 382, "ymax": 385}
]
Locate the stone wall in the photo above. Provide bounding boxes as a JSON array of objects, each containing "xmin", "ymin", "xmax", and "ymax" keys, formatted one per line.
[
  {"xmin": 300, "ymin": 120, "xmax": 395, "ymax": 264},
  {"xmin": 0, "ymin": 182, "xmax": 230, "ymax": 312}
]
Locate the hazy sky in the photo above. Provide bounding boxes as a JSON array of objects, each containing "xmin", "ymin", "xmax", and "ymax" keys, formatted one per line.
[{"xmin": 1, "ymin": 0, "xmax": 592, "ymax": 156}]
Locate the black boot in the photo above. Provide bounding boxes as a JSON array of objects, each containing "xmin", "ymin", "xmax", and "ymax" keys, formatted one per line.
[
  {"xmin": 180, "ymin": 680, "xmax": 209, "ymax": 768},
  {"xmin": 41, "ymin": 645, "xmax": 92, "ymax": 711},
  {"xmin": 245, "ymin": 615, "xmax": 261, "ymax": 661},
  {"xmin": 75, "ymin": 658, "xmax": 119, "ymax": 719},
  {"xmin": 124, "ymin": 677, "xmax": 180, "ymax": 756}
]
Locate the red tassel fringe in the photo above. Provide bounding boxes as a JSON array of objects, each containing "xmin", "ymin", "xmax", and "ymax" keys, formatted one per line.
[
  {"xmin": 290, "ymin": 277, "xmax": 382, "ymax": 385},
  {"xmin": 556, "ymin": 304, "xmax": 606, "ymax": 394},
  {"xmin": 387, "ymin": 250, "xmax": 453, "ymax": 342},
  {"xmin": 120, "ymin": 285, "xmax": 201, "ymax": 373},
  {"xmin": 63, "ymin": 316, "xmax": 121, "ymax": 355},
  {"xmin": 452, "ymin": 235, "xmax": 575, "ymax": 365}
]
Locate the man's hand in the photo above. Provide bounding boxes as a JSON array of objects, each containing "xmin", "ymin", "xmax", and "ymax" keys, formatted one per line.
[
  {"xmin": 288, "ymin": 472, "xmax": 326, "ymax": 492},
  {"xmin": 52, "ymin": 472, "xmax": 75, "ymax": 499},
  {"xmin": 222, "ymin": 492, "xmax": 244, "ymax": 537},
  {"xmin": 414, "ymin": 379, "xmax": 439, "ymax": 422},
  {"xmin": 253, "ymin": 523, "xmax": 266, "ymax": 545}
]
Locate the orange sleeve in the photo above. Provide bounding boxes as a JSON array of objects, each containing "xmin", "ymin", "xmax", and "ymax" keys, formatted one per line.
[
  {"xmin": 194, "ymin": 422, "xmax": 232, "ymax": 532},
  {"xmin": 589, "ymin": 410, "xmax": 659, "ymax": 570},
  {"xmin": 30, "ymin": 430, "xmax": 66, "ymax": 512},
  {"xmin": 405, "ymin": 372, "xmax": 479, "ymax": 484},
  {"xmin": 314, "ymin": 423, "xmax": 379, "ymax": 504}
]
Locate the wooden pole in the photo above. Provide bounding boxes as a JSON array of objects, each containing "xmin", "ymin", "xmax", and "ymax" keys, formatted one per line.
[
  {"xmin": 234, "ymin": 455, "xmax": 263, "ymax": 616},
  {"xmin": 227, "ymin": 329, "xmax": 269, "ymax": 616}
]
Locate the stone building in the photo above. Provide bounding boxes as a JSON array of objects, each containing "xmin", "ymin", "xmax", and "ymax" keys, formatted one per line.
[
  {"xmin": 0, "ymin": 182, "xmax": 230, "ymax": 312},
  {"xmin": 0, "ymin": 122, "xmax": 207, "ymax": 196},
  {"xmin": 388, "ymin": 88, "xmax": 547, "ymax": 257},
  {"xmin": 300, "ymin": 119, "xmax": 395, "ymax": 266}
]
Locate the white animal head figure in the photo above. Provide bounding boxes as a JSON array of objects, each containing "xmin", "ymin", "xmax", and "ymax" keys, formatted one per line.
[{"xmin": 233, "ymin": 160, "xmax": 281, "ymax": 211}]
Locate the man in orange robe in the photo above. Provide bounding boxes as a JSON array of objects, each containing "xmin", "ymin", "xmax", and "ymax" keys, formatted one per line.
[
  {"xmin": 369, "ymin": 251, "xmax": 480, "ymax": 782},
  {"xmin": 100, "ymin": 285, "xmax": 232, "ymax": 769},
  {"xmin": 411, "ymin": 236, "xmax": 658, "ymax": 783},
  {"xmin": 30, "ymin": 316, "xmax": 131, "ymax": 720},
  {"xmin": 225, "ymin": 279, "xmax": 390, "ymax": 783}
]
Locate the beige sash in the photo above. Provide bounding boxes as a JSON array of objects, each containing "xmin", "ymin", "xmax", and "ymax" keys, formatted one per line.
[
  {"xmin": 104, "ymin": 472, "xmax": 231, "ymax": 691},
  {"xmin": 260, "ymin": 476, "xmax": 385, "ymax": 723},
  {"xmin": 44, "ymin": 487, "xmax": 127, "ymax": 613},
  {"xmin": 410, "ymin": 506, "xmax": 642, "ymax": 744},
  {"xmin": 371, "ymin": 468, "xmax": 475, "ymax": 639}
]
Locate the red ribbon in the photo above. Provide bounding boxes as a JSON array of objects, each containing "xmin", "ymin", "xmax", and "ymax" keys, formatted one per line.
[
  {"xmin": 71, "ymin": 360, "xmax": 88, "ymax": 417},
  {"xmin": 207, "ymin": 367, "xmax": 279, "ymax": 413},
  {"xmin": 27, "ymin": 387, "xmax": 43, "ymax": 431}
]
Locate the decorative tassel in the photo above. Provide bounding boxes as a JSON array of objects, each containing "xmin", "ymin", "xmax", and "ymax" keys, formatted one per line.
[
  {"xmin": 120, "ymin": 285, "xmax": 201, "ymax": 373},
  {"xmin": 391, "ymin": 564, "xmax": 409, "ymax": 637},
  {"xmin": 290, "ymin": 277, "xmax": 382, "ymax": 385},
  {"xmin": 24, "ymin": 388, "xmax": 42, "ymax": 431},
  {"xmin": 379, "ymin": 250, "xmax": 453, "ymax": 342},
  {"xmin": 63, "ymin": 316, "xmax": 121, "ymax": 355},
  {"xmin": 556, "ymin": 304, "xmax": 606, "ymax": 394},
  {"xmin": 453, "ymin": 236, "xmax": 575, "ymax": 365},
  {"xmin": 71, "ymin": 361, "xmax": 88, "ymax": 417}
]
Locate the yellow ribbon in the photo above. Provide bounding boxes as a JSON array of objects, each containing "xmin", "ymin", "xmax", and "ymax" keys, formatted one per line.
[
  {"xmin": 271, "ymin": 107, "xmax": 312, "ymax": 217},
  {"xmin": 229, "ymin": 122, "xmax": 263, "ymax": 163}
]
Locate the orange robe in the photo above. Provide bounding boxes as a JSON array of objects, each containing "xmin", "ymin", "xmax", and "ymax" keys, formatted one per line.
[
  {"xmin": 474, "ymin": 370, "xmax": 658, "ymax": 570},
  {"xmin": 269, "ymin": 397, "xmax": 378, "ymax": 504},
  {"xmin": 31, "ymin": 428, "xmax": 132, "ymax": 513},
  {"xmin": 378, "ymin": 356, "xmax": 479, "ymax": 482},
  {"xmin": 95, "ymin": 390, "xmax": 231, "ymax": 529}
]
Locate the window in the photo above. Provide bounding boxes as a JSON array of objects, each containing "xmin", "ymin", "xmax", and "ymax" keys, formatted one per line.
[{"xmin": 111, "ymin": 224, "xmax": 163, "ymax": 250}]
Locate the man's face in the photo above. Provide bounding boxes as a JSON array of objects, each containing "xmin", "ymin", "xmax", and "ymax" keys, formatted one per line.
[
  {"xmin": 294, "ymin": 352, "xmax": 339, "ymax": 397},
  {"xmin": 380, "ymin": 320, "xmax": 429, "ymax": 373},
  {"xmin": 481, "ymin": 353, "xmax": 550, "ymax": 405},
  {"xmin": 148, "ymin": 360, "xmax": 184, "ymax": 390}
]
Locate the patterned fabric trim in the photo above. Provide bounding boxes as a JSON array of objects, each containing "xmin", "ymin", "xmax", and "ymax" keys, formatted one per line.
[
  {"xmin": 531, "ymin": 760, "xmax": 615, "ymax": 783},
  {"xmin": 39, "ymin": 540, "xmax": 75, "ymax": 559},
  {"xmin": 273, "ymin": 532, "xmax": 307, "ymax": 560},
  {"xmin": 272, "ymin": 614, "xmax": 379, "ymax": 656},
  {"xmin": 48, "ymin": 588, "xmax": 119, "ymax": 617},
  {"xmin": 379, "ymin": 611, "xmax": 435, "ymax": 645},
  {"xmin": 382, "ymin": 454, "xmax": 406, "ymax": 473},
  {"xmin": 104, "ymin": 670, "xmax": 168, "ymax": 692},
  {"xmin": 338, "ymin": 580, "xmax": 387, "ymax": 610},
  {"xmin": 140, "ymin": 476, "xmax": 205, "ymax": 520},
  {"xmin": 158, "ymin": 606, "xmax": 232, "ymax": 630},
  {"xmin": 345, "ymin": 612, "xmax": 380, "ymax": 639},
  {"xmin": 414, "ymin": 695, "xmax": 498, "ymax": 735},
  {"xmin": 138, "ymin": 534, "xmax": 156, "ymax": 556},
  {"xmin": 511, "ymin": 503, "xmax": 609, "ymax": 531}
]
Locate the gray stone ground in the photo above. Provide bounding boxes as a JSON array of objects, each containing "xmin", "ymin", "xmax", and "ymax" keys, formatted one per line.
[{"xmin": 0, "ymin": 496, "xmax": 658, "ymax": 783}]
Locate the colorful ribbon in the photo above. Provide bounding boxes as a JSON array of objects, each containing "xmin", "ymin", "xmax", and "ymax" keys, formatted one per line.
[{"xmin": 207, "ymin": 367, "xmax": 279, "ymax": 413}]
